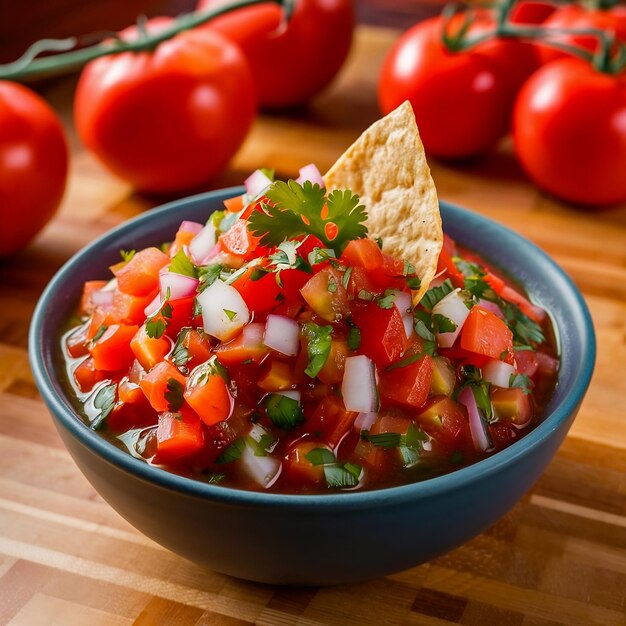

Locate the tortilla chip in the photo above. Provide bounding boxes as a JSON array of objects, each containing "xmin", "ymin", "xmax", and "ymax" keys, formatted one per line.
[{"xmin": 323, "ymin": 101, "xmax": 442, "ymax": 304}]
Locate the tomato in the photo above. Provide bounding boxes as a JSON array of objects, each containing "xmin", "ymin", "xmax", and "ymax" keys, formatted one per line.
[
  {"xmin": 114, "ymin": 247, "xmax": 170, "ymax": 296},
  {"xmin": 509, "ymin": 1, "xmax": 555, "ymax": 25},
  {"xmin": 74, "ymin": 18, "xmax": 256, "ymax": 193},
  {"xmin": 378, "ymin": 354, "xmax": 433, "ymax": 409},
  {"xmin": 537, "ymin": 4, "xmax": 626, "ymax": 65},
  {"xmin": 90, "ymin": 324, "xmax": 139, "ymax": 371},
  {"xmin": 378, "ymin": 16, "xmax": 530, "ymax": 158},
  {"xmin": 460, "ymin": 306, "xmax": 513, "ymax": 360},
  {"xmin": 304, "ymin": 396, "xmax": 358, "ymax": 448},
  {"xmin": 199, "ymin": 0, "xmax": 354, "ymax": 108},
  {"xmin": 341, "ymin": 238, "xmax": 384, "ymax": 270},
  {"xmin": 156, "ymin": 412, "xmax": 204, "ymax": 462},
  {"xmin": 513, "ymin": 59, "xmax": 626, "ymax": 206},
  {"xmin": 417, "ymin": 396, "xmax": 471, "ymax": 449},
  {"xmin": 0, "ymin": 81, "xmax": 68, "ymax": 256}
]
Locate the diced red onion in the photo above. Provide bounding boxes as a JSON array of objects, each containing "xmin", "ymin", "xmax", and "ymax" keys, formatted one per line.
[
  {"xmin": 240, "ymin": 442, "xmax": 282, "ymax": 488},
  {"xmin": 295, "ymin": 163, "xmax": 324, "ymax": 188},
  {"xmin": 241, "ymin": 322, "xmax": 265, "ymax": 348},
  {"xmin": 143, "ymin": 293, "xmax": 162, "ymax": 317},
  {"xmin": 477, "ymin": 299, "xmax": 504, "ymax": 320},
  {"xmin": 354, "ymin": 411, "xmax": 377, "ymax": 433},
  {"xmin": 159, "ymin": 272, "xmax": 199, "ymax": 300},
  {"xmin": 432, "ymin": 289, "xmax": 471, "ymax": 348},
  {"xmin": 245, "ymin": 169, "xmax": 273, "ymax": 198},
  {"xmin": 179, "ymin": 220, "xmax": 203, "ymax": 235},
  {"xmin": 482, "ymin": 359, "xmax": 515, "ymax": 388},
  {"xmin": 263, "ymin": 315, "xmax": 300, "ymax": 356},
  {"xmin": 197, "ymin": 280, "xmax": 250, "ymax": 341},
  {"xmin": 91, "ymin": 289, "xmax": 114, "ymax": 308},
  {"xmin": 458, "ymin": 387, "xmax": 493, "ymax": 453},
  {"xmin": 342, "ymin": 355, "xmax": 378, "ymax": 413},
  {"xmin": 189, "ymin": 222, "xmax": 217, "ymax": 265}
]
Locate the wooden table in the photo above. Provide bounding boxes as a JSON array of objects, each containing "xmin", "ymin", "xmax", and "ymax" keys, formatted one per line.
[{"xmin": 1, "ymin": 25, "xmax": 626, "ymax": 625}]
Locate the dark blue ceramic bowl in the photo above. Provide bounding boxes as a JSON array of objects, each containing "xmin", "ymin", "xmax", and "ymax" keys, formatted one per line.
[{"xmin": 29, "ymin": 189, "xmax": 595, "ymax": 585}]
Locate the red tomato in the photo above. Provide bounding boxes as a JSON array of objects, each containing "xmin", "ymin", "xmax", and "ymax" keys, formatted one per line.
[
  {"xmin": 378, "ymin": 16, "xmax": 531, "ymax": 158},
  {"xmin": 378, "ymin": 354, "xmax": 434, "ymax": 410},
  {"xmin": 537, "ymin": 4, "xmax": 626, "ymax": 65},
  {"xmin": 199, "ymin": 0, "xmax": 354, "ymax": 108},
  {"xmin": 460, "ymin": 306, "xmax": 513, "ymax": 360},
  {"xmin": 74, "ymin": 18, "xmax": 256, "ymax": 193},
  {"xmin": 509, "ymin": 1, "xmax": 555, "ymax": 25},
  {"xmin": 0, "ymin": 81, "xmax": 68, "ymax": 256},
  {"xmin": 513, "ymin": 59, "xmax": 626, "ymax": 206}
]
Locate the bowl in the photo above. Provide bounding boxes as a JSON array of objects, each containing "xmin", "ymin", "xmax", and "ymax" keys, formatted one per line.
[{"xmin": 29, "ymin": 188, "xmax": 596, "ymax": 586}]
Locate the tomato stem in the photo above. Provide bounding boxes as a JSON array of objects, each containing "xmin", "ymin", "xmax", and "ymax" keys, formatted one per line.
[{"xmin": 0, "ymin": 0, "xmax": 296, "ymax": 81}]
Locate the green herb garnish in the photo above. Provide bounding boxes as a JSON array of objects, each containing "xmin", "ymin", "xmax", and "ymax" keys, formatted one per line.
[
  {"xmin": 164, "ymin": 378, "xmax": 185, "ymax": 411},
  {"xmin": 420, "ymin": 279, "xmax": 454, "ymax": 310},
  {"xmin": 169, "ymin": 250, "xmax": 197, "ymax": 278},
  {"xmin": 265, "ymin": 394, "xmax": 304, "ymax": 430},
  {"xmin": 91, "ymin": 383, "xmax": 117, "ymax": 430},
  {"xmin": 303, "ymin": 323, "xmax": 333, "ymax": 378}
]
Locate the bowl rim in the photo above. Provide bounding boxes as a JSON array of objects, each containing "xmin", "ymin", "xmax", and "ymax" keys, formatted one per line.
[{"xmin": 29, "ymin": 188, "xmax": 596, "ymax": 511}]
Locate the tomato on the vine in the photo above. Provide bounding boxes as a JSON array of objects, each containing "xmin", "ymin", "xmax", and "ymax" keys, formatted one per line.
[
  {"xmin": 537, "ymin": 3, "xmax": 626, "ymax": 65},
  {"xmin": 0, "ymin": 81, "xmax": 68, "ymax": 256},
  {"xmin": 198, "ymin": 0, "xmax": 354, "ymax": 109},
  {"xmin": 74, "ymin": 18, "xmax": 256, "ymax": 194},
  {"xmin": 378, "ymin": 16, "xmax": 530, "ymax": 159},
  {"xmin": 513, "ymin": 58, "xmax": 626, "ymax": 206}
]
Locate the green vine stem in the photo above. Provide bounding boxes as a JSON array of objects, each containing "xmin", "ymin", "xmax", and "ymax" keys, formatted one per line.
[
  {"xmin": 0, "ymin": 0, "xmax": 295, "ymax": 81},
  {"xmin": 441, "ymin": 0, "xmax": 626, "ymax": 75}
]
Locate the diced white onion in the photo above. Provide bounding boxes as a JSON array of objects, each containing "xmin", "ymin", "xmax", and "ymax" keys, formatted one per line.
[
  {"xmin": 179, "ymin": 220, "xmax": 203, "ymax": 235},
  {"xmin": 391, "ymin": 290, "xmax": 414, "ymax": 339},
  {"xmin": 189, "ymin": 221, "xmax": 217, "ymax": 265},
  {"xmin": 432, "ymin": 289, "xmax": 471, "ymax": 348},
  {"xmin": 248, "ymin": 423, "xmax": 271, "ymax": 444},
  {"xmin": 482, "ymin": 359, "xmax": 516, "ymax": 388},
  {"xmin": 197, "ymin": 280, "xmax": 250, "ymax": 341},
  {"xmin": 239, "ymin": 441, "xmax": 281, "ymax": 488},
  {"xmin": 354, "ymin": 411, "xmax": 377, "ymax": 433},
  {"xmin": 91, "ymin": 289, "xmax": 114, "ymax": 307},
  {"xmin": 274, "ymin": 390, "xmax": 301, "ymax": 403},
  {"xmin": 245, "ymin": 169, "xmax": 273, "ymax": 198},
  {"xmin": 342, "ymin": 355, "xmax": 378, "ymax": 413},
  {"xmin": 263, "ymin": 315, "xmax": 300, "ymax": 356},
  {"xmin": 159, "ymin": 272, "xmax": 199, "ymax": 300},
  {"xmin": 241, "ymin": 322, "xmax": 265, "ymax": 347},
  {"xmin": 458, "ymin": 387, "xmax": 493, "ymax": 453},
  {"xmin": 143, "ymin": 293, "xmax": 162, "ymax": 317},
  {"xmin": 477, "ymin": 298, "xmax": 504, "ymax": 320},
  {"xmin": 295, "ymin": 163, "xmax": 324, "ymax": 188}
]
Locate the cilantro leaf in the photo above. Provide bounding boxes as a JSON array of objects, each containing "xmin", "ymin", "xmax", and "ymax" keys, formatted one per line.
[
  {"xmin": 377, "ymin": 290, "xmax": 397, "ymax": 309},
  {"xmin": 413, "ymin": 310, "xmax": 436, "ymax": 342},
  {"xmin": 171, "ymin": 328, "xmax": 192, "ymax": 367},
  {"xmin": 265, "ymin": 394, "xmax": 304, "ymax": 430},
  {"xmin": 362, "ymin": 432, "xmax": 402, "ymax": 448},
  {"xmin": 323, "ymin": 462, "xmax": 362, "ymax": 488},
  {"xmin": 120, "ymin": 249, "xmax": 136, "ymax": 263},
  {"xmin": 90, "ymin": 324, "xmax": 108, "ymax": 344},
  {"xmin": 204, "ymin": 473, "xmax": 226, "ymax": 484},
  {"xmin": 145, "ymin": 301, "xmax": 173, "ymax": 339},
  {"xmin": 216, "ymin": 438, "xmax": 245, "ymax": 464},
  {"xmin": 433, "ymin": 313, "xmax": 458, "ymax": 334},
  {"xmin": 164, "ymin": 378, "xmax": 185, "ymax": 411},
  {"xmin": 247, "ymin": 180, "xmax": 367, "ymax": 255},
  {"xmin": 420, "ymin": 279, "xmax": 454, "ymax": 310},
  {"xmin": 502, "ymin": 302, "xmax": 545, "ymax": 345},
  {"xmin": 509, "ymin": 373, "xmax": 533, "ymax": 395},
  {"xmin": 197, "ymin": 264, "xmax": 225, "ymax": 292},
  {"xmin": 342, "ymin": 267, "xmax": 352, "ymax": 290},
  {"xmin": 347, "ymin": 319, "xmax": 361, "ymax": 350},
  {"xmin": 305, "ymin": 448, "xmax": 336, "ymax": 466},
  {"xmin": 303, "ymin": 323, "xmax": 333, "ymax": 378},
  {"xmin": 169, "ymin": 250, "xmax": 197, "ymax": 278},
  {"xmin": 91, "ymin": 382, "xmax": 116, "ymax": 430}
]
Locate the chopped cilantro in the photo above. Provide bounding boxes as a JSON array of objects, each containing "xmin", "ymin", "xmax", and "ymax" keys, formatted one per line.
[
  {"xmin": 90, "ymin": 324, "xmax": 108, "ymax": 344},
  {"xmin": 169, "ymin": 250, "xmax": 197, "ymax": 278},
  {"xmin": 420, "ymin": 279, "xmax": 454, "ymax": 310},
  {"xmin": 323, "ymin": 462, "xmax": 362, "ymax": 488},
  {"xmin": 374, "ymin": 236, "xmax": 383, "ymax": 249},
  {"xmin": 403, "ymin": 260, "xmax": 416, "ymax": 276},
  {"xmin": 342, "ymin": 267, "xmax": 352, "ymax": 290},
  {"xmin": 197, "ymin": 264, "xmax": 224, "ymax": 292},
  {"xmin": 503, "ymin": 302, "xmax": 545, "ymax": 345},
  {"xmin": 265, "ymin": 394, "xmax": 304, "ymax": 430},
  {"xmin": 223, "ymin": 309, "xmax": 237, "ymax": 321},
  {"xmin": 361, "ymin": 431, "xmax": 402, "ymax": 448},
  {"xmin": 204, "ymin": 473, "xmax": 226, "ymax": 485},
  {"xmin": 303, "ymin": 323, "xmax": 333, "ymax": 378},
  {"xmin": 307, "ymin": 247, "xmax": 337, "ymax": 266},
  {"xmin": 327, "ymin": 276, "xmax": 338, "ymax": 293},
  {"xmin": 377, "ymin": 289, "xmax": 397, "ymax": 309},
  {"xmin": 91, "ymin": 383, "xmax": 116, "ymax": 430},
  {"xmin": 260, "ymin": 167, "xmax": 275, "ymax": 181},
  {"xmin": 164, "ymin": 378, "xmax": 185, "ymax": 411},
  {"xmin": 509, "ymin": 373, "xmax": 533, "ymax": 395},
  {"xmin": 171, "ymin": 328, "xmax": 192, "ymax": 367},
  {"xmin": 216, "ymin": 438, "xmax": 245, "ymax": 464},
  {"xmin": 347, "ymin": 325, "xmax": 361, "ymax": 350},
  {"xmin": 305, "ymin": 448, "xmax": 336, "ymax": 466},
  {"xmin": 433, "ymin": 313, "xmax": 458, "ymax": 334},
  {"xmin": 406, "ymin": 276, "xmax": 422, "ymax": 290},
  {"xmin": 357, "ymin": 289, "xmax": 374, "ymax": 301},
  {"xmin": 386, "ymin": 352, "xmax": 423, "ymax": 370},
  {"xmin": 120, "ymin": 249, "xmax": 136, "ymax": 263},
  {"xmin": 413, "ymin": 310, "xmax": 436, "ymax": 342},
  {"xmin": 247, "ymin": 180, "xmax": 368, "ymax": 255},
  {"xmin": 145, "ymin": 301, "xmax": 173, "ymax": 339},
  {"xmin": 250, "ymin": 267, "xmax": 270, "ymax": 281}
]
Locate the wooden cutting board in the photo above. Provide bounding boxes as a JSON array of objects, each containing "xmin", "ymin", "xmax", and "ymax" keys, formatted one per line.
[{"xmin": 1, "ymin": 25, "xmax": 625, "ymax": 626}]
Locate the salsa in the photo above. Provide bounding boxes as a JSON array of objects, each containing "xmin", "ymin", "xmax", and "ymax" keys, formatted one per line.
[{"xmin": 60, "ymin": 169, "xmax": 558, "ymax": 493}]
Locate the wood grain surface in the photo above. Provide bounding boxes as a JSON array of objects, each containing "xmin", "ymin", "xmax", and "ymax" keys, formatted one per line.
[{"xmin": 1, "ymin": 24, "xmax": 626, "ymax": 626}]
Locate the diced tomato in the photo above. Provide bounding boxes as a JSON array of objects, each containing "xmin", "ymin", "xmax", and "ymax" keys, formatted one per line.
[
  {"xmin": 219, "ymin": 219, "xmax": 256, "ymax": 258},
  {"xmin": 352, "ymin": 438, "xmax": 387, "ymax": 471},
  {"xmin": 369, "ymin": 254, "xmax": 409, "ymax": 291},
  {"xmin": 272, "ymin": 300, "xmax": 304, "ymax": 319},
  {"xmin": 300, "ymin": 267, "xmax": 350, "ymax": 323},
  {"xmin": 224, "ymin": 194, "xmax": 245, "ymax": 213},
  {"xmin": 378, "ymin": 354, "xmax": 433, "ymax": 409},
  {"xmin": 140, "ymin": 361, "xmax": 187, "ymax": 413},
  {"xmin": 317, "ymin": 339, "xmax": 349, "ymax": 385},
  {"xmin": 165, "ymin": 296, "xmax": 196, "ymax": 338},
  {"xmin": 79, "ymin": 280, "xmax": 108, "ymax": 316},
  {"xmin": 184, "ymin": 362, "xmax": 232, "ymax": 426},
  {"xmin": 176, "ymin": 328, "xmax": 212, "ymax": 369},
  {"xmin": 296, "ymin": 234, "xmax": 327, "ymax": 267},
  {"xmin": 230, "ymin": 265, "xmax": 281, "ymax": 313},
  {"xmin": 90, "ymin": 324, "xmax": 139, "ymax": 371},
  {"xmin": 280, "ymin": 268, "xmax": 311, "ymax": 302},
  {"xmin": 114, "ymin": 247, "xmax": 170, "ymax": 297},
  {"xmin": 118, "ymin": 377, "xmax": 144, "ymax": 404},
  {"xmin": 169, "ymin": 224, "xmax": 200, "ymax": 258},
  {"xmin": 345, "ymin": 266, "xmax": 379, "ymax": 298},
  {"xmin": 107, "ymin": 395, "xmax": 157, "ymax": 433},
  {"xmin": 87, "ymin": 307, "xmax": 119, "ymax": 340},
  {"xmin": 439, "ymin": 344, "xmax": 490, "ymax": 369},
  {"xmin": 535, "ymin": 351, "xmax": 559, "ymax": 376},
  {"xmin": 485, "ymin": 272, "xmax": 545, "ymax": 324},
  {"xmin": 436, "ymin": 245, "xmax": 464, "ymax": 288},
  {"xmin": 417, "ymin": 396, "xmax": 471, "ymax": 449},
  {"xmin": 492, "ymin": 388, "xmax": 532, "ymax": 427},
  {"xmin": 514, "ymin": 349, "xmax": 538, "ymax": 376},
  {"xmin": 66, "ymin": 323, "xmax": 90, "ymax": 358},
  {"xmin": 284, "ymin": 441, "xmax": 327, "ymax": 484},
  {"xmin": 73, "ymin": 357, "xmax": 110, "ymax": 392},
  {"xmin": 155, "ymin": 412, "xmax": 204, "ymax": 462},
  {"xmin": 112, "ymin": 289, "xmax": 156, "ymax": 325},
  {"xmin": 352, "ymin": 302, "xmax": 408, "ymax": 367},
  {"xmin": 130, "ymin": 325, "xmax": 171, "ymax": 371},
  {"xmin": 305, "ymin": 396, "xmax": 358, "ymax": 448},
  {"xmin": 258, "ymin": 359, "xmax": 295, "ymax": 391},
  {"xmin": 460, "ymin": 306, "xmax": 513, "ymax": 361},
  {"xmin": 341, "ymin": 238, "xmax": 384, "ymax": 270},
  {"xmin": 215, "ymin": 322, "xmax": 268, "ymax": 366}
]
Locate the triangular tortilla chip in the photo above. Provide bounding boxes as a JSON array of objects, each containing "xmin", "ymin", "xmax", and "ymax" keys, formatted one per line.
[{"xmin": 324, "ymin": 101, "xmax": 442, "ymax": 304}]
